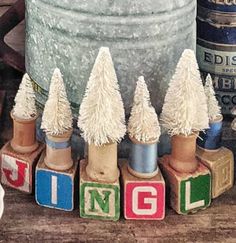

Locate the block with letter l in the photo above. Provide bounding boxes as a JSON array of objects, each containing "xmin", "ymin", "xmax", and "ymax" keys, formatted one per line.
[
  {"xmin": 80, "ymin": 159, "xmax": 120, "ymax": 221},
  {"xmin": 160, "ymin": 155, "xmax": 211, "ymax": 214},
  {"xmin": 120, "ymin": 161, "xmax": 165, "ymax": 220},
  {"xmin": 35, "ymin": 152, "xmax": 78, "ymax": 211}
]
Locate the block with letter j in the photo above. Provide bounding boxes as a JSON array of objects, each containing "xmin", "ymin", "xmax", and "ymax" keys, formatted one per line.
[
  {"xmin": 0, "ymin": 142, "xmax": 44, "ymax": 194},
  {"xmin": 79, "ymin": 160, "xmax": 120, "ymax": 221},
  {"xmin": 160, "ymin": 155, "xmax": 211, "ymax": 214}
]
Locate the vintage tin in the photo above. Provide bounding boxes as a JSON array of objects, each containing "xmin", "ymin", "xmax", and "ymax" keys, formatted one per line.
[{"xmin": 197, "ymin": 0, "xmax": 236, "ymax": 115}]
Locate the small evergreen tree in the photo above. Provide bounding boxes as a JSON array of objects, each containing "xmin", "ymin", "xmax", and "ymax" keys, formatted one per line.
[
  {"xmin": 128, "ymin": 76, "xmax": 160, "ymax": 143},
  {"xmin": 78, "ymin": 47, "xmax": 126, "ymax": 146},
  {"xmin": 41, "ymin": 68, "xmax": 72, "ymax": 135},
  {"xmin": 160, "ymin": 49, "xmax": 209, "ymax": 136},
  {"xmin": 204, "ymin": 74, "xmax": 221, "ymax": 121},
  {"xmin": 12, "ymin": 73, "xmax": 37, "ymax": 119}
]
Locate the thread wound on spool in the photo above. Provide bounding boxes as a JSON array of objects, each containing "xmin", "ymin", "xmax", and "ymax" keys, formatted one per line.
[
  {"xmin": 45, "ymin": 137, "xmax": 71, "ymax": 149},
  {"xmin": 129, "ymin": 142, "xmax": 158, "ymax": 174}
]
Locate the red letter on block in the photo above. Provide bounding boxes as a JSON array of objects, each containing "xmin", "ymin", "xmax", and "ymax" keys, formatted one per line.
[{"xmin": 3, "ymin": 159, "xmax": 28, "ymax": 187}]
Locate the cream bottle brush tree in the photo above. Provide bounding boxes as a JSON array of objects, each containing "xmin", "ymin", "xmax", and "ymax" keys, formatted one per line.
[
  {"xmin": 41, "ymin": 68, "xmax": 72, "ymax": 136},
  {"xmin": 41, "ymin": 68, "xmax": 73, "ymax": 171},
  {"xmin": 128, "ymin": 76, "xmax": 161, "ymax": 178},
  {"xmin": 12, "ymin": 73, "xmax": 37, "ymax": 119},
  {"xmin": 160, "ymin": 49, "xmax": 209, "ymax": 173},
  {"xmin": 10, "ymin": 73, "xmax": 38, "ymax": 153},
  {"xmin": 197, "ymin": 74, "xmax": 223, "ymax": 151},
  {"xmin": 128, "ymin": 76, "xmax": 161, "ymax": 143},
  {"xmin": 204, "ymin": 74, "xmax": 221, "ymax": 122},
  {"xmin": 78, "ymin": 47, "xmax": 126, "ymax": 182}
]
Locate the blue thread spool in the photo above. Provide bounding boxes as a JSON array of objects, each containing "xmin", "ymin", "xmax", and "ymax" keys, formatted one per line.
[
  {"xmin": 128, "ymin": 137, "xmax": 158, "ymax": 178},
  {"xmin": 197, "ymin": 116, "xmax": 223, "ymax": 151},
  {"xmin": 44, "ymin": 130, "xmax": 73, "ymax": 171},
  {"xmin": 45, "ymin": 137, "xmax": 71, "ymax": 149}
]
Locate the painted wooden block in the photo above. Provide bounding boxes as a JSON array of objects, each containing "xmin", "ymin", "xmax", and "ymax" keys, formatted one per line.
[
  {"xmin": 196, "ymin": 147, "xmax": 234, "ymax": 199},
  {"xmin": 0, "ymin": 142, "xmax": 44, "ymax": 194},
  {"xmin": 120, "ymin": 161, "xmax": 165, "ymax": 220},
  {"xmin": 80, "ymin": 159, "xmax": 120, "ymax": 221},
  {"xmin": 159, "ymin": 155, "xmax": 211, "ymax": 215},
  {"xmin": 35, "ymin": 152, "xmax": 78, "ymax": 211}
]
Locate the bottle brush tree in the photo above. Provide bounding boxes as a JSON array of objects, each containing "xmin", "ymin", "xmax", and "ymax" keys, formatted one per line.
[
  {"xmin": 12, "ymin": 73, "xmax": 37, "ymax": 119},
  {"xmin": 204, "ymin": 74, "xmax": 221, "ymax": 122},
  {"xmin": 160, "ymin": 49, "xmax": 209, "ymax": 136},
  {"xmin": 78, "ymin": 47, "xmax": 126, "ymax": 146},
  {"xmin": 41, "ymin": 68, "xmax": 73, "ymax": 136},
  {"xmin": 128, "ymin": 76, "xmax": 160, "ymax": 143}
]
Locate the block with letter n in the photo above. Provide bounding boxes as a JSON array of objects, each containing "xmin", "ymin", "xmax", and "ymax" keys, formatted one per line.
[
  {"xmin": 35, "ymin": 152, "xmax": 78, "ymax": 211},
  {"xmin": 120, "ymin": 161, "xmax": 165, "ymax": 220},
  {"xmin": 80, "ymin": 160, "xmax": 120, "ymax": 221},
  {"xmin": 196, "ymin": 146, "xmax": 234, "ymax": 199},
  {"xmin": 0, "ymin": 142, "xmax": 44, "ymax": 194},
  {"xmin": 160, "ymin": 155, "xmax": 211, "ymax": 214}
]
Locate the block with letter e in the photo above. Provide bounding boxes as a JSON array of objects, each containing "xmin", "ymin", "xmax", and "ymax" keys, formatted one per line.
[
  {"xmin": 196, "ymin": 146, "xmax": 234, "ymax": 198},
  {"xmin": 35, "ymin": 152, "xmax": 78, "ymax": 211},
  {"xmin": 0, "ymin": 142, "xmax": 44, "ymax": 194},
  {"xmin": 80, "ymin": 159, "xmax": 120, "ymax": 221},
  {"xmin": 120, "ymin": 161, "xmax": 165, "ymax": 220},
  {"xmin": 160, "ymin": 155, "xmax": 211, "ymax": 214}
]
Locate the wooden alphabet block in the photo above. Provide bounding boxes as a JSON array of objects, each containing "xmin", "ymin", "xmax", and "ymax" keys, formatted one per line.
[
  {"xmin": 159, "ymin": 155, "xmax": 211, "ymax": 214},
  {"xmin": 196, "ymin": 147, "xmax": 234, "ymax": 199},
  {"xmin": 120, "ymin": 161, "xmax": 165, "ymax": 220},
  {"xmin": 80, "ymin": 159, "xmax": 120, "ymax": 221},
  {"xmin": 0, "ymin": 142, "xmax": 44, "ymax": 194},
  {"xmin": 35, "ymin": 152, "xmax": 78, "ymax": 211}
]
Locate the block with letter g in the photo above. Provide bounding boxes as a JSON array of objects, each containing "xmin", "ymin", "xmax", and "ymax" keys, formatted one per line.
[{"xmin": 125, "ymin": 182, "xmax": 165, "ymax": 220}]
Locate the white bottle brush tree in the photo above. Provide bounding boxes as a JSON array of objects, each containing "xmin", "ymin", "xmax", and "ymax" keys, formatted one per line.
[
  {"xmin": 204, "ymin": 74, "xmax": 221, "ymax": 122},
  {"xmin": 12, "ymin": 73, "xmax": 37, "ymax": 119},
  {"xmin": 78, "ymin": 47, "xmax": 126, "ymax": 146},
  {"xmin": 160, "ymin": 49, "xmax": 209, "ymax": 136},
  {"xmin": 128, "ymin": 76, "xmax": 161, "ymax": 143},
  {"xmin": 41, "ymin": 68, "xmax": 73, "ymax": 135}
]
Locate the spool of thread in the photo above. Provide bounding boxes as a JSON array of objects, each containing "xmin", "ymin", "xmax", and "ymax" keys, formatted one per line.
[
  {"xmin": 128, "ymin": 140, "xmax": 158, "ymax": 178},
  {"xmin": 45, "ymin": 137, "xmax": 71, "ymax": 149},
  {"xmin": 197, "ymin": 120, "xmax": 222, "ymax": 151}
]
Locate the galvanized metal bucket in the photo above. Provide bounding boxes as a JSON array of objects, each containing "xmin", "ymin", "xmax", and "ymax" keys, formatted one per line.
[{"xmin": 25, "ymin": 0, "xmax": 196, "ymax": 116}]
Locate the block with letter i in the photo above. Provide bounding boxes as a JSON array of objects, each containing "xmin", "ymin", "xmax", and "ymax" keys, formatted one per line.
[
  {"xmin": 160, "ymin": 155, "xmax": 211, "ymax": 214},
  {"xmin": 35, "ymin": 151, "xmax": 78, "ymax": 211},
  {"xmin": 78, "ymin": 47, "xmax": 126, "ymax": 221},
  {"xmin": 0, "ymin": 74, "xmax": 44, "ymax": 194},
  {"xmin": 35, "ymin": 68, "xmax": 77, "ymax": 211}
]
